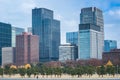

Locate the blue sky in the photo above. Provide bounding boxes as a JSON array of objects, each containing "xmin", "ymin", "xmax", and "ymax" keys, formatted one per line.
[{"xmin": 0, "ymin": 0, "xmax": 120, "ymax": 47}]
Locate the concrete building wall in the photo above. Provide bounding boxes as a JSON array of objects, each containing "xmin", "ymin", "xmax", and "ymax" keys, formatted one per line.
[
  {"xmin": 2, "ymin": 47, "xmax": 15, "ymax": 66},
  {"xmin": 59, "ymin": 43, "xmax": 78, "ymax": 62}
]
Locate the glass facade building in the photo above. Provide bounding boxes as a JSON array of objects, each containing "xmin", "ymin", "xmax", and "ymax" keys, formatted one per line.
[
  {"xmin": 104, "ymin": 40, "xmax": 117, "ymax": 52},
  {"xmin": 80, "ymin": 7, "xmax": 104, "ymax": 32},
  {"xmin": 78, "ymin": 7, "xmax": 104, "ymax": 60},
  {"xmin": 59, "ymin": 43, "xmax": 78, "ymax": 62},
  {"xmin": 32, "ymin": 8, "xmax": 60, "ymax": 62},
  {"xmin": 66, "ymin": 32, "xmax": 78, "ymax": 45},
  {"xmin": 0, "ymin": 22, "xmax": 12, "ymax": 65},
  {"xmin": 12, "ymin": 27, "xmax": 25, "ymax": 47},
  {"xmin": 78, "ymin": 24, "xmax": 102, "ymax": 59}
]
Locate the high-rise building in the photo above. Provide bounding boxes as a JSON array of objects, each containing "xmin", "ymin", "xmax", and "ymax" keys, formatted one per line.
[
  {"xmin": 66, "ymin": 32, "xmax": 78, "ymax": 45},
  {"xmin": 32, "ymin": 8, "xmax": 60, "ymax": 62},
  {"xmin": 12, "ymin": 27, "xmax": 25, "ymax": 47},
  {"xmin": 27, "ymin": 27, "xmax": 32, "ymax": 33},
  {"xmin": 16, "ymin": 32, "xmax": 39, "ymax": 65},
  {"xmin": 78, "ymin": 7, "xmax": 104, "ymax": 60},
  {"xmin": 104, "ymin": 40, "xmax": 117, "ymax": 52},
  {"xmin": 78, "ymin": 24, "xmax": 102, "ymax": 59},
  {"xmin": 2, "ymin": 47, "xmax": 15, "ymax": 66},
  {"xmin": 0, "ymin": 22, "xmax": 12, "ymax": 65},
  {"xmin": 80, "ymin": 7, "xmax": 104, "ymax": 32},
  {"xmin": 59, "ymin": 43, "xmax": 78, "ymax": 62}
]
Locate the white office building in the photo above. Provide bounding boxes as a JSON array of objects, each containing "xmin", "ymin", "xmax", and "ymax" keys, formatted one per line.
[
  {"xmin": 2, "ymin": 47, "xmax": 15, "ymax": 66},
  {"xmin": 59, "ymin": 43, "xmax": 78, "ymax": 62}
]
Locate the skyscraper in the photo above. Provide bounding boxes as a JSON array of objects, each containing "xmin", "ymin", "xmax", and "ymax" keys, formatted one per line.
[
  {"xmin": 66, "ymin": 32, "xmax": 78, "ymax": 45},
  {"xmin": 12, "ymin": 27, "xmax": 25, "ymax": 47},
  {"xmin": 104, "ymin": 40, "xmax": 117, "ymax": 52},
  {"xmin": 32, "ymin": 8, "xmax": 60, "ymax": 62},
  {"xmin": 80, "ymin": 7, "xmax": 104, "ymax": 32},
  {"xmin": 78, "ymin": 7, "xmax": 104, "ymax": 60},
  {"xmin": 78, "ymin": 24, "xmax": 102, "ymax": 59},
  {"xmin": 80, "ymin": 7, "xmax": 104, "ymax": 51},
  {"xmin": 16, "ymin": 32, "xmax": 39, "ymax": 65},
  {"xmin": 0, "ymin": 22, "xmax": 12, "ymax": 65}
]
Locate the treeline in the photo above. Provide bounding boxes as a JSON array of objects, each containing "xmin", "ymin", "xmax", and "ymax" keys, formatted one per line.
[{"xmin": 0, "ymin": 59, "xmax": 120, "ymax": 78}]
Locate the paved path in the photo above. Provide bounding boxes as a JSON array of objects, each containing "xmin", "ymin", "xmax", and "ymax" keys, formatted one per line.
[{"xmin": 0, "ymin": 78, "xmax": 120, "ymax": 80}]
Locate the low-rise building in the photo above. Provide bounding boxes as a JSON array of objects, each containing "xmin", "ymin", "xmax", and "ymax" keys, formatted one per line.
[
  {"xmin": 2, "ymin": 47, "xmax": 15, "ymax": 66},
  {"xmin": 59, "ymin": 43, "xmax": 78, "ymax": 62},
  {"xmin": 102, "ymin": 49, "xmax": 120, "ymax": 65}
]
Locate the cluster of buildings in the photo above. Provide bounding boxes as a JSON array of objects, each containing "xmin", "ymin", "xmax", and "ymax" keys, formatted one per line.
[
  {"xmin": 59, "ymin": 7, "xmax": 118, "ymax": 64},
  {"xmin": 0, "ymin": 7, "xmax": 119, "ymax": 66}
]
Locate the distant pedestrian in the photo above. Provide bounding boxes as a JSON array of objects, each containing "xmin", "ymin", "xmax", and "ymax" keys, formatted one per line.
[{"xmin": 36, "ymin": 76, "xmax": 38, "ymax": 79}]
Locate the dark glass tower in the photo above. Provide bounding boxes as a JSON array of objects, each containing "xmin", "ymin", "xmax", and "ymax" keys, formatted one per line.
[
  {"xmin": 0, "ymin": 22, "xmax": 12, "ymax": 65},
  {"xmin": 80, "ymin": 7, "xmax": 104, "ymax": 32},
  {"xmin": 32, "ymin": 8, "xmax": 60, "ymax": 62}
]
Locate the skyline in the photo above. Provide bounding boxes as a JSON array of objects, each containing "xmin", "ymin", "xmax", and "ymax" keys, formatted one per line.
[{"xmin": 0, "ymin": 0, "xmax": 120, "ymax": 47}]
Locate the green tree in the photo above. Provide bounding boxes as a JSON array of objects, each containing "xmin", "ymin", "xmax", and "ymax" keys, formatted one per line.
[
  {"xmin": 0, "ymin": 68, "xmax": 4, "ymax": 77},
  {"xmin": 110, "ymin": 66, "xmax": 115, "ymax": 77},
  {"xmin": 100, "ymin": 65, "xmax": 106, "ymax": 77},
  {"xmin": 32, "ymin": 67, "xmax": 39, "ymax": 78},
  {"xmin": 106, "ymin": 66, "xmax": 111, "ymax": 76},
  {"xmin": 86, "ymin": 66, "xmax": 95, "ymax": 77},
  {"xmin": 45, "ymin": 67, "xmax": 51, "ymax": 77},
  {"xmin": 96, "ymin": 67, "xmax": 101, "ymax": 77},
  {"xmin": 39, "ymin": 65, "xmax": 45, "ymax": 77},
  {"xmin": 57, "ymin": 67, "xmax": 63, "ymax": 77},
  {"xmin": 4, "ymin": 65, "xmax": 10, "ymax": 75},
  {"xmin": 75, "ymin": 66, "xmax": 84, "ymax": 77},
  {"xmin": 10, "ymin": 68, "xmax": 18, "ymax": 75},
  {"xmin": 26, "ymin": 68, "xmax": 32, "ymax": 77},
  {"xmin": 18, "ymin": 68, "xmax": 26, "ymax": 78},
  {"xmin": 7, "ymin": 68, "xmax": 13, "ymax": 77},
  {"xmin": 70, "ymin": 68, "xmax": 76, "ymax": 77}
]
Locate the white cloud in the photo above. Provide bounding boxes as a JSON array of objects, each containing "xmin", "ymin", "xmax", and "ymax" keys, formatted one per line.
[
  {"xmin": 20, "ymin": 0, "xmax": 36, "ymax": 14},
  {"xmin": 104, "ymin": 24, "xmax": 115, "ymax": 28},
  {"xmin": 54, "ymin": 14, "xmax": 64, "ymax": 21},
  {"xmin": 64, "ymin": 20, "xmax": 78, "ymax": 28},
  {"xmin": 108, "ymin": 9, "xmax": 120, "ymax": 17}
]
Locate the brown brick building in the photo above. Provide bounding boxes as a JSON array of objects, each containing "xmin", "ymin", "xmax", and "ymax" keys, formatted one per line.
[
  {"xmin": 16, "ymin": 32, "xmax": 39, "ymax": 65},
  {"xmin": 102, "ymin": 49, "xmax": 120, "ymax": 65}
]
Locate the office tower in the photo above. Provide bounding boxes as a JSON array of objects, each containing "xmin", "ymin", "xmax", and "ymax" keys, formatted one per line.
[
  {"xmin": 0, "ymin": 22, "xmax": 12, "ymax": 65},
  {"xmin": 27, "ymin": 27, "xmax": 32, "ymax": 33},
  {"xmin": 12, "ymin": 27, "xmax": 25, "ymax": 47},
  {"xmin": 78, "ymin": 24, "xmax": 102, "ymax": 59},
  {"xmin": 78, "ymin": 7, "xmax": 104, "ymax": 60},
  {"xmin": 59, "ymin": 43, "xmax": 78, "ymax": 62},
  {"xmin": 80, "ymin": 7, "xmax": 104, "ymax": 51},
  {"xmin": 80, "ymin": 7, "xmax": 104, "ymax": 32},
  {"xmin": 16, "ymin": 32, "xmax": 39, "ymax": 65},
  {"xmin": 2, "ymin": 47, "xmax": 15, "ymax": 66},
  {"xmin": 104, "ymin": 40, "xmax": 117, "ymax": 52},
  {"xmin": 32, "ymin": 8, "xmax": 60, "ymax": 62},
  {"xmin": 66, "ymin": 32, "xmax": 78, "ymax": 45}
]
